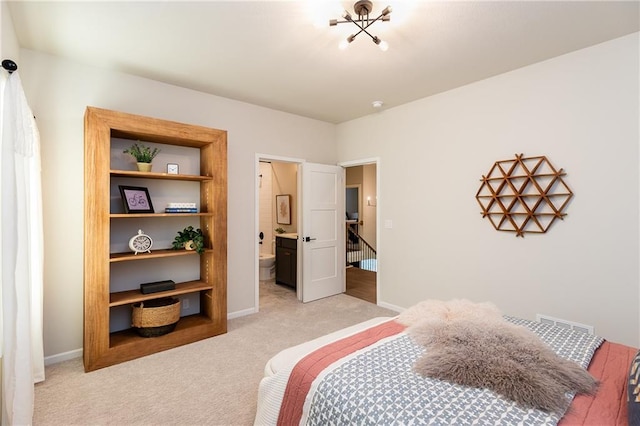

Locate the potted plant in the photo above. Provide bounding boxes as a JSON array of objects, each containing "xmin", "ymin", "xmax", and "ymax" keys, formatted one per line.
[
  {"xmin": 123, "ymin": 142, "xmax": 160, "ymax": 172},
  {"xmin": 171, "ymin": 226, "xmax": 205, "ymax": 254}
]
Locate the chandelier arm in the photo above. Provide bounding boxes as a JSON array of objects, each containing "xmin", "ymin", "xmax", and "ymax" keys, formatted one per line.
[
  {"xmin": 332, "ymin": 12, "xmax": 388, "ymax": 29},
  {"xmin": 359, "ymin": 26, "xmax": 377, "ymax": 41},
  {"xmin": 360, "ymin": 13, "xmax": 387, "ymax": 30}
]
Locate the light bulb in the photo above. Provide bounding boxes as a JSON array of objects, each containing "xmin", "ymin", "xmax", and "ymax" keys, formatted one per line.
[
  {"xmin": 339, "ymin": 39, "xmax": 350, "ymax": 50},
  {"xmin": 378, "ymin": 40, "xmax": 389, "ymax": 51}
]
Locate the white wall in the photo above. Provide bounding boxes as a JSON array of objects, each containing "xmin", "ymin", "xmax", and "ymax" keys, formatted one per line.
[
  {"xmin": 337, "ymin": 34, "xmax": 640, "ymax": 347},
  {"xmin": 18, "ymin": 49, "xmax": 336, "ymax": 358},
  {"xmin": 1, "ymin": 2, "xmax": 19, "ymax": 64}
]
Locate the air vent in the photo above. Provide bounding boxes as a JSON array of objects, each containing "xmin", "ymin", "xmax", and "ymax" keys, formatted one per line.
[{"xmin": 536, "ymin": 314, "xmax": 594, "ymax": 335}]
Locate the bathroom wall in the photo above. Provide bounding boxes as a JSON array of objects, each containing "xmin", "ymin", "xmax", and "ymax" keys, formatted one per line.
[
  {"xmin": 271, "ymin": 162, "xmax": 297, "ymax": 234},
  {"xmin": 259, "ymin": 162, "xmax": 274, "ymax": 255},
  {"xmin": 259, "ymin": 161, "xmax": 297, "ymax": 255}
]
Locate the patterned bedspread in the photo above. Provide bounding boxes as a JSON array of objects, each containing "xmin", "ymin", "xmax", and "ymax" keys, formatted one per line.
[
  {"xmin": 306, "ymin": 317, "xmax": 603, "ymax": 426},
  {"xmin": 255, "ymin": 317, "xmax": 606, "ymax": 426}
]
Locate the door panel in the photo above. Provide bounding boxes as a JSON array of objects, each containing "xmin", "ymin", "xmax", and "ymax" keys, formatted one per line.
[{"xmin": 301, "ymin": 163, "xmax": 345, "ymax": 302}]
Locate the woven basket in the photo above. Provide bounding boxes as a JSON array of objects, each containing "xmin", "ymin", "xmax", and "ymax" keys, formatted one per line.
[{"xmin": 131, "ymin": 297, "xmax": 180, "ymax": 337}]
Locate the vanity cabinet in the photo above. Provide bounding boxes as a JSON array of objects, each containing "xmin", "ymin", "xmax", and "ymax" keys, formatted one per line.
[
  {"xmin": 275, "ymin": 236, "xmax": 297, "ymax": 288},
  {"xmin": 83, "ymin": 107, "xmax": 227, "ymax": 372}
]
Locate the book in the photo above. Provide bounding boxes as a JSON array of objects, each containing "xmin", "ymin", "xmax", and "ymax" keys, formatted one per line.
[
  {"xmin": 166, "ymin": 202, "xmax": 196, "ymax": 209},
  {"xmin": 165, "ymin": 208, "xmax": 198, "ymax": 213}
]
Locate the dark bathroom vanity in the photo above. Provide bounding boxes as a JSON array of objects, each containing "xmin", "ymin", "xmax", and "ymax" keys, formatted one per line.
[{"xmin": 275, "ymin": 234, "xmax": 297, "ymax": 288}]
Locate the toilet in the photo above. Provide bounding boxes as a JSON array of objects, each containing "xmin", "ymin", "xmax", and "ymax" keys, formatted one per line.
[{"xmin": 259, "ymin": 253, "xmax": 276, "ymax": 280}]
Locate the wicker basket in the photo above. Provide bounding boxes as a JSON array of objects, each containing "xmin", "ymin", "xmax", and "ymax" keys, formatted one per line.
[{"xmin": 131, "ymin": 297, "xmax": 181, "ymax": 338}]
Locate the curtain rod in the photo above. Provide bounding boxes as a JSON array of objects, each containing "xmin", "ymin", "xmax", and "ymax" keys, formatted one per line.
[{"xmin": 2, "ymin": 59, "xmax": 18, "ymax": 74}]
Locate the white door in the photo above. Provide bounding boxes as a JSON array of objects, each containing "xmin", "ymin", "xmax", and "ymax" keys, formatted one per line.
[{"xmin": 300, "ymin": 162, "xmax": 345, "ymax": 302}]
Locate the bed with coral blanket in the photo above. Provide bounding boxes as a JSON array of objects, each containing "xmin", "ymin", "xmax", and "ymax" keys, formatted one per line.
[{"xmin": 255, "ymin": 307, "xmax": 636, "ymax": 426}]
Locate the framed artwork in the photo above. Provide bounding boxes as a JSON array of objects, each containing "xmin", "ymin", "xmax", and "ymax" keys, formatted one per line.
[
  {"xmin": 276, "ymin": 194, "xmax": 291, "ymax": 225},
  {"xmin": 119, "ymin": 185, "xmax": 155, "ymax": 214}
]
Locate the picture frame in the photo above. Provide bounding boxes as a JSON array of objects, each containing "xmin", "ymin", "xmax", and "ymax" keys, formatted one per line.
[
  {"xmin": 119, "ymin": 185, "xmax": 155, "ymax": 214},
  {"xmin": 276, "ymin": 194, "xmax": 291, "ymax": 225}
]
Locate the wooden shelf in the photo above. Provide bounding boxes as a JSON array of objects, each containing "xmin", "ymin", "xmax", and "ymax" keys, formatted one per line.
[
  {"xmin": 109, "ymin": 248, "xmax": 210, "ymax": 262},
  {"xmin": 109, "ymin": 314, "xmax": 216, "ymax": 349},
  {"xmin": 111, "ymin": 169, "xmax": 213, "ymax": 181},
  {"xmin": 84, "ymin": 107, "xmax": 227, "ymax": 372},
  {"xmin": 109, "ymin": 280, "xmax": 213, "ymax": 307},
  {"xmin": 110, "ymin": 212, "xmax": 213, "ymax": 218}
]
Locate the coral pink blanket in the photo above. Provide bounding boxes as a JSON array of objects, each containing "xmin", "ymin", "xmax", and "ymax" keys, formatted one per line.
[{"xmin": 559, "ymin": 340, "xmax": 636, "ymax": 426}]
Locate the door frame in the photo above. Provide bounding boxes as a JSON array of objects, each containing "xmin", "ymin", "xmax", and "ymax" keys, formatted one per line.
[
  {"xmin": 338, "ymin": 157, "xmax": 380, "ymax": 305},
  {"xmin": 255, "ymin": 153, "xmax": 305, "ymax": 310}
]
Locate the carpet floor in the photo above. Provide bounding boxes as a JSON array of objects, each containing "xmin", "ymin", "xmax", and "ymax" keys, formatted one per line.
[{"xmin": 34, "ymin": 281, "xmax": 397, "ymax": 425}]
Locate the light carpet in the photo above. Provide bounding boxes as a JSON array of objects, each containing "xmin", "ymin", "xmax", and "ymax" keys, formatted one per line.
[{"xmin": 34, "ymin": 281, "xmax": 397, "ymax": 425}]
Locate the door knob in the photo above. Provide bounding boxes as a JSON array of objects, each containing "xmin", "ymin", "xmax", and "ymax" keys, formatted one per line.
[{"xmin": 304, "ymin": 236, "xmax": 316, "ymax": 242}]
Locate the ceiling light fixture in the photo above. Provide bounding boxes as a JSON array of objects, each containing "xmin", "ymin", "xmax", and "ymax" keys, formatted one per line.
[{"xmin": 330, "ymin": 1, "xmax": 391, "ymax": 51}]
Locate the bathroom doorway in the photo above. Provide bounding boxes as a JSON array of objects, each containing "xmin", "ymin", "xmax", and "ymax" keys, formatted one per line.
[
  {"xmin": 342, "ymin": 160, "xmax": 378, "ymax": 304},
  {"xmin": 256, "ymin": 155, "xmax": 302, "ymax": 309}
]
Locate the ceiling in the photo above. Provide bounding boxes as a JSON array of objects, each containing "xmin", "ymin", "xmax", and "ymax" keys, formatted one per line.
[{"xmin": 6, "ymin": 1, "xmax": 640, "ymax": 124}]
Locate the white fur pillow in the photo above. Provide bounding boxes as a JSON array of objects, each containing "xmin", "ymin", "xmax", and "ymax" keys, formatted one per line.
[
  {"xmin": 403, "ymin": 300, "xmax": 598, "ymax": 414},
  {"xmin": 397, "ymin": 298, "xmax": 502, "ymax": 327}
]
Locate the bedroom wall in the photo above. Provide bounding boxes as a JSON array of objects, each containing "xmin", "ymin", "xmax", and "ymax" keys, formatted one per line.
[
  {"xmin": 336, "ymin": 33, "xmax": 640, "ymax": 347},
  {"xmin": 1, "ymin": 1, "xmax": 19, "ymax": 64},
  {"xmin": 17, "ymin": 49, "xmax": 336, "ymax": 360}
]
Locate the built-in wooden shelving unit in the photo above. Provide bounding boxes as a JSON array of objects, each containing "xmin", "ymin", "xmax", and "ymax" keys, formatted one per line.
[{"xmin": 83, "ymin": 107, "xmax": 227, "ymax": 372}]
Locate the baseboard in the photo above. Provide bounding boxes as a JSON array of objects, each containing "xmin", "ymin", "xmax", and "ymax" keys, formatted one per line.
[
  {"xmin": 227, "ymin": 306, "xmax": 258, "ymax": 319},
  {"xmin": 44, "ymin": 348, "xmax": 82, "ymax": 366},
  {"xmin": 377, "ymin": 300, "xmax": 404, "ymax": 313}
]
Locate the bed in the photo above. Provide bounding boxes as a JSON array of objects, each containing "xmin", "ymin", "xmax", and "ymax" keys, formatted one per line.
[{"xmin": 255, "ymin": 301, "xmax": 638, "ymax": 426}]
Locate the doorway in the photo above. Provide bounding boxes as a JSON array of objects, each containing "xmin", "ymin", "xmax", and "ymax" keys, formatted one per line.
[
  {"xmin": 255, "ymin": 156, "xmax": 345, "ymax": 309},
  {"xmin": 256, "ymin": 155, "xmax": 302, "ymax": 310},
  {"xmin": 342, "ymin": 161, "xmax": 378, "ymax": 304}
]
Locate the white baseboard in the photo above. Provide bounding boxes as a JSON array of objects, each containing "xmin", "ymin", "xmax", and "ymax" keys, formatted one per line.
[
  {"xmin": 227, "ymin": 307, "xmax": 258, "ymax": 319},
  {"xmin": 44, "ymin": 348, "xmax": 82, "ymax": 366},
  {"xmin": 377, "ymin": 301, "xmax": 404, "ymax": 313}
]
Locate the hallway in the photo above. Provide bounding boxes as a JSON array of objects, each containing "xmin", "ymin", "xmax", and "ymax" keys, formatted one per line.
[{"xmin": 345, "ymin": 266, "xmax": 376, "ymax": 304}]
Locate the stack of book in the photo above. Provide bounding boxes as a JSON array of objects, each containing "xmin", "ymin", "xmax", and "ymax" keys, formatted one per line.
[{"xmin": 165, "ymin": 202, "xmax": 198, "ymax": 213}]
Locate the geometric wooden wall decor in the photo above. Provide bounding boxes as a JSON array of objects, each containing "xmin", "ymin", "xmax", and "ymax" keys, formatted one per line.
[{"xmin": 476, "ymin": 153, "xmax": 573, "ymax": 237}]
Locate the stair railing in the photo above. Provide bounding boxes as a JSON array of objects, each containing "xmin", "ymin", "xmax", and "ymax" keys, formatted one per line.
[{"xmin": 346, "ymin": 226, "xmax": 376, "ymax": 269}]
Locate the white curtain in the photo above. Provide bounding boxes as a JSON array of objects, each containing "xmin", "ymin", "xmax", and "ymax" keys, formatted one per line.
[{"xmin": 0, "ymin": 69, "xmax": 45, "ymax": 425}]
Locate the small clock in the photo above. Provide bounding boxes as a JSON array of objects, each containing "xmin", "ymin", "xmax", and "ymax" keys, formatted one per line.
[
  {"xmin": 129, "ymin": 229, "xmax": 153, "ymax": 255},
  {"xmin": 167, "ymin": 163, "xmax": 179, "ymax": 175}
]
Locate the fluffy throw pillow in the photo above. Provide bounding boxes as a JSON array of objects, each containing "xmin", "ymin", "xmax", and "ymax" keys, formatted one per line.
[
  {"xmin": 405, "ymin": 300, "xmax": 598, "ymax": 414},
  {"xmin": 629, "ymin": 350, "xmax": 640, "ymax": 425},
  {"xmin": 397, "ymin": 298, "xmax": 502, "ymax": 327}
]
